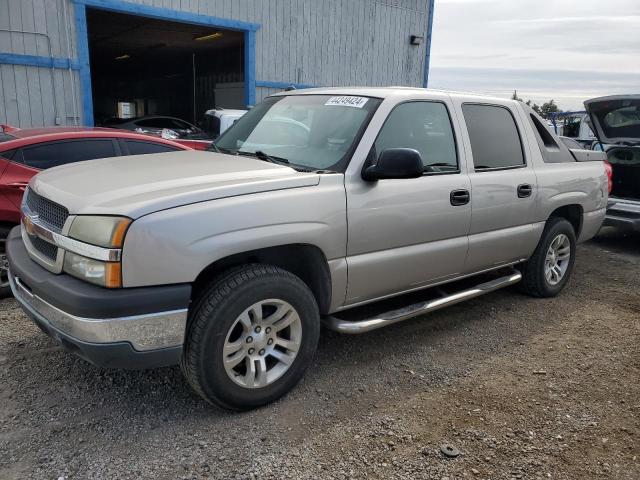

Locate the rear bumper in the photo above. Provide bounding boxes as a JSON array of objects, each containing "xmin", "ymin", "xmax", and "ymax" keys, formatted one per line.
[
  {"xmin": 6, "ymin": 226, "xmax": 191, "ymax": 369},
  {"xmin": 604, "ymin": 199, "xmax": 640, "ymax": 233}
]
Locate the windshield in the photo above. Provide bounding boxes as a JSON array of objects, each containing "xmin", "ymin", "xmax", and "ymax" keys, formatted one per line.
[
  {"xmin": 589, "ymin": 99, "xmax": 640, "ymax": 142},
  {"xmin": 214, "ymin": 94, "xmax": 381, "ymax": 171},
  {"xmin": 605, "ymin": 106, "xmax": 640, "ymax": 128}
]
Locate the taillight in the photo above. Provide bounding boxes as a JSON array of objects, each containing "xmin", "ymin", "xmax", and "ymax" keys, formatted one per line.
[{"xmin": 603, "ymin": 160, "xmax": 613, "ymax": 194}]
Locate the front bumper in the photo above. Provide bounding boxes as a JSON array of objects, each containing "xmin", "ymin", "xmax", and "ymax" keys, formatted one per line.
[
  {"xmin": 6, "ymin": 226, "xmax": 191, "ymax": 369},
  {"xmin": 604, "ymin": 199, "xmax": 640, "ymax": 232}
]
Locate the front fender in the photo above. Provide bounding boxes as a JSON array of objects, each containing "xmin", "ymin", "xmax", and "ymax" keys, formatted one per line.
[{"xmin": 121, "ymin": 176, "xmax": 347, "ymax": 287}]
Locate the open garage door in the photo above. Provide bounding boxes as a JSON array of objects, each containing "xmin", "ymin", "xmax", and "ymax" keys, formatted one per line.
[{"xmin": 86, "ymin": 8, "xmax": 245, "ymax": 128}]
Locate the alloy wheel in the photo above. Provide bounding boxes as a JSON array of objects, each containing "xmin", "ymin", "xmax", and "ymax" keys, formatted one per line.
[
  {"xmin": 544, "ymin": 233, "xmax": 571, "ymax": 286},
  {"xmin": 222, "ymin": 299, "xmax": 302, "ymax": 389}
]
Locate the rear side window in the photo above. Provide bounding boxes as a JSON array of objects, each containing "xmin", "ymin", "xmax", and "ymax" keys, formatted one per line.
[
  {"xmin": 462, "ymin": 104, "xmax": 525, "ymax": 170},
  {"xmin": 21, "ymin": 139, "xmax": 118, "ymax": 170},
  {"xmin": 125, "ymin": 140, "xmax": 181, "ymax": 155},
  {"xmin": 374, "ymin": 101, "xmax": 458, "ymax": 172},
  {"xmin": 527, "ymin": 111, "xmax": 574, "ymax": 163}
]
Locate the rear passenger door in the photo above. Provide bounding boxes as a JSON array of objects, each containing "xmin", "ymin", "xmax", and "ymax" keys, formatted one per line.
[{"xmin": 457, "ymin": 102, "xmax": 539, "ymax": 273}]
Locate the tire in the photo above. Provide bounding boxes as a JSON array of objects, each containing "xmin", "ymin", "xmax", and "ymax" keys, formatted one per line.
[
  {"xmin": 519, "ymin": 217, "xmax": 576, "ymax": 298},
  {"xmin": 0, "ymin": 226, "xmax": 13, "ymax": 299},
  {"xmin": 181, "ymin": 264, "xmax": 320, "ymax": 411}
]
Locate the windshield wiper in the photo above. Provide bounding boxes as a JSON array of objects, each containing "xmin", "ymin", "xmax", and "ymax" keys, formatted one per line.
[{"xmin": 238, "ymin": 150, "xmax": 290, "ymax": 165}]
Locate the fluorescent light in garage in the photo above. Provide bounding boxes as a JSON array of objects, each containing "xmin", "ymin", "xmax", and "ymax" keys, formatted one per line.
[{"xmin": 194, "ymin": 32, "xmax": 223, "ymax": 42}]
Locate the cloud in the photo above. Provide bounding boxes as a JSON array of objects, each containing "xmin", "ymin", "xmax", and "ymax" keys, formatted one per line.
[
  {"xmin": 429, "ymin": 66, "xmax": 640, "ymax": 109},
  {"xmin": 428, "ymin": 0, "xmax": 640, "ymax": 108},
  {"xmin": 493, "ymin": 15, "xmax": 640, "ymax": 24}
]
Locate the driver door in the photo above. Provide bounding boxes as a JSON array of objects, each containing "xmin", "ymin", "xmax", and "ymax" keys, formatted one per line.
[{"xmin": 344, "ymin": 100, "xmax": 472, "ymax": 305}]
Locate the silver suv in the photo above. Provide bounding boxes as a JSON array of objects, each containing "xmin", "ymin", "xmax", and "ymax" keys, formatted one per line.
[{"xmin": 8, "ymin": 88, "xmax": 608, "ymax": 410}]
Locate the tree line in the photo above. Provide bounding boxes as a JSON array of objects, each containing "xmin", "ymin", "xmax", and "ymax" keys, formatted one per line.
[{"xmin": 511, "ymin": 90, "xmax": 561, "ymax": 119}]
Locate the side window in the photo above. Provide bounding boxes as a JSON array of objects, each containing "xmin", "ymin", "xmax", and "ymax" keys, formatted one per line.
[
  {"xmin": 0, "ymin": 149, "xmax": 17, "ymax": 161},
  {"xmin": 125, "ymin": 140, "xmax": 181, "ymax": 155},
  {"xmin": 462, "ymin": 104, "xmax": 525, "ymax": 170},
  {"xmin": 527, "ymin": 111, "xmax": 575, "ymax": 164},
  {"xmin": 374, "ymin": 101, "xmax": 458, "ymax": 172},
  {"xmin": 21, "ymin": 139, "xmax": 118, "ymax": 170}
]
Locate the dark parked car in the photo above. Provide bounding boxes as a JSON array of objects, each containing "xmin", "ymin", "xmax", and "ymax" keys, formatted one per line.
[{"xmin": 103, "ymin": 116, "xmax": 206, "ymax": 140}]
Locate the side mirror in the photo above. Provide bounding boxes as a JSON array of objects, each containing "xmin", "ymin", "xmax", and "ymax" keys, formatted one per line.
[{"xmin": 362, "ymin": 148, "xmax": 424, "ymax": 181}]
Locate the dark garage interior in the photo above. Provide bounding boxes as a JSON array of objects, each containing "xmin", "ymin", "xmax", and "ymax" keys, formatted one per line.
[{"xmin": 86, "ymin": 8, "xmax": 245, "ymax": 127}]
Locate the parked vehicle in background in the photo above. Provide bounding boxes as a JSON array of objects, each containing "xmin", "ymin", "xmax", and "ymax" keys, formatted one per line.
[
  {"xmin": 585, "ymin": 95, "xmax": 640, "ymax": 232},
  {"xmin": 203, "ymin": 109, "xmax": 247, "ymax": 139},
  {"xmin": 7, "ymin": 88, "xmax": 608, "ymax": 410},
  {"xmin": 175, "ymin": 110, "xmax": 248, "ymax": 150},
  {"xmin": 0, "ymin": 126, "xmax": 190, "ymax": 297},
  {"xmin": 550, "ymin": 112, "xmax": 597, "ymax": 148},
  {"xmin": 103, "ymin": 115, "xmax": 204, "ymax": 140},
  {"xmin": 171, "ymin": 138, "xmax": 213, "ymax": 151}
]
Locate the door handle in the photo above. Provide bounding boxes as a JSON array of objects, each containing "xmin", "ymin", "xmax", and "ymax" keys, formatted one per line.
[
  {"xmin": 450, "ymin": 189, "xmax": 470, "ymax": 206},
  {"xmin": 517, "ymin": 184, "xmax": 533, "ymax": 198}
]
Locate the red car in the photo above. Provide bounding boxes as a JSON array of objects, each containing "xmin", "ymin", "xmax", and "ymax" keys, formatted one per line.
[{"xmin": 0, "ymin": 126, "xmax": 191, "ymax": 296}]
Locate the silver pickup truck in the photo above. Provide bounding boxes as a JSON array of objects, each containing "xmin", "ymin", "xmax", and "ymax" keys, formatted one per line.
[{"xmin": 7, "ymin": 88, "xmax": 608, "ymax": 410}]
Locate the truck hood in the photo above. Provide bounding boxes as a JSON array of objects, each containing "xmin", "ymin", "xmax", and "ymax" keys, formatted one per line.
[
  {"xmin": 30, "ymin": 150, "xmax": 320, "ymax": 218},
  {"xmin": 584, "ymin": 95, "xmax": 640, "ymax": 146}
]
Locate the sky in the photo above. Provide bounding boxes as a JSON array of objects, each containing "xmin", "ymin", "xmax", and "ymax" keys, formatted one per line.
[{"xmin": 428, "ymin": 0, "xmax": 640, "ymax": 110}]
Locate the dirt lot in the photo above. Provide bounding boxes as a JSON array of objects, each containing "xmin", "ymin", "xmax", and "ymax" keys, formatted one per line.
[{"xmin": 1, "ymin": 228, "xmax": 638, "ymax": 480}]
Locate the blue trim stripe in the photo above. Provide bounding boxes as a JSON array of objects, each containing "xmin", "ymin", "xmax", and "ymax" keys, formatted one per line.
[
  {"xmin": 423, "ymin": 0, "xmax": 435, "ymax": 88},
  {"xmin": 244, "ymin": 31, "xmax": 256, "ymax": 106},
  {"xmin": 72, "ymin": 0, "xmax": 260, "ymax": 32},
  {"xmin": 256, "ymin": 81, "xmax": 316, "ymax": 90},
  {"xmin": 0, "ymin": 53, "xmax": 80, "ymax": 70},
  {"xmin": 74, "ymin": 2, "xmax": 94, "ymax": 126}
]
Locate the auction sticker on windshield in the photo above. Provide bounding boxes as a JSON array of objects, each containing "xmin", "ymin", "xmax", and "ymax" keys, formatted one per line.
[{"xmin": 325, "ymin": 96, "xmax": 369, "ymax": 108}]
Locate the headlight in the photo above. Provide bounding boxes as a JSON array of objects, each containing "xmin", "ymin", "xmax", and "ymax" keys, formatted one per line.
[
  {"xmin": 63, "ymin": 252, "xmax": 121, "ymax": 288},
  {"xmin": 63, "ymin": 216, "xmax": 131, "ymax": 288},
  {"xmin": 68, "ymin": 216, "xmax": 131, "ymax": 248}
]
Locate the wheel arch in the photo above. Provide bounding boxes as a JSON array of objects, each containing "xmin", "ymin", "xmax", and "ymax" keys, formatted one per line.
[
  {"xmin": 192, "ymin": 243, "xmax": 333, "ymax": 315},
  {"xmin": 548, "ymin": 204, "xmax": 583, "ymax": 237}
]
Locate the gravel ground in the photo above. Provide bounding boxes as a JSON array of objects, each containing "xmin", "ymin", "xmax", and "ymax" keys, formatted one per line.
[{"xmin": 1, "ymin": 227, "xmax": 638, "ymax": 480}]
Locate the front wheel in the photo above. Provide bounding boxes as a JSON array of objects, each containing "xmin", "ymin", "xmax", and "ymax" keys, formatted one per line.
[
  {"xmin": 519, "ymin": 217, "xmax": 576, "ymax": 298},
  {"xmin": 181, "ymin": 264, "xmax": 320, "ymax": 410}
]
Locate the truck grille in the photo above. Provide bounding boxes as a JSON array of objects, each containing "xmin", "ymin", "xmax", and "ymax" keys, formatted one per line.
[
  {"xmin": 24, "ymin": 189, "xmax": 69, "ymax": 232},
  {"xmin": 29, "ymin": 234, "xmax": 58, "ymax": 261}
]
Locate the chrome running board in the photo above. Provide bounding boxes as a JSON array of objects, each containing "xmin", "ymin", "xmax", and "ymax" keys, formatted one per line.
[{"xmin": 323, "ymin": 270, "xmax": 522, "ymax": 334}]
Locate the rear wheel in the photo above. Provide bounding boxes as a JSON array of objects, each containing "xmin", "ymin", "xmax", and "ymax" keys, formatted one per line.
[
  {"xmin": 519, "ymin": 217, "xmax": 576, "ymax": 298},
  {"xmin": 181, "ymin": 264, "xmax": 320, "ymax": 410},
  {"xmin": 0, "ymin": 226, "xmax": 13, "ymax": 299}
]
